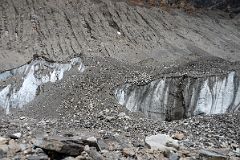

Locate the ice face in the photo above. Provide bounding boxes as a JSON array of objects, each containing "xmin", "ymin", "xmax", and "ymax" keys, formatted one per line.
[
  {"xmin": 116, "ymin": 72, "xmax": 240, "ymax": 120},
  {"xmin": 194, "ymin": 72, "xmax": 236, "ymax": 114},
  {"xmin": 0, "ymin": 57, "xmax": 85, "ymax": 114}
]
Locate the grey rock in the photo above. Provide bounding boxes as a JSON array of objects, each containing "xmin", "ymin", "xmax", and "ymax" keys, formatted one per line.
[
  {"xmin": 0, "ymin": 137, "xmax": 9, "ymax": 145},
  {"xmin": 97, "ymin": 139, "xmax": 108, "ymax": 151},
  {"xmin": 19, "ymin": 143, "xmax": 28, "ymax": 151},
  {"xmin": 9, "ymin": 133, "xmax": 22, "ymax": 139},
  {"xmin": 86, "ymin": 147, "xmax": 104, "ymax": 160},
  {"xmin": 84, "ymin": 145, "xmax": 90, "ymax": 151},
  {"xmin": 8, "ymin": 140, "xmax": 21, "ymax": 154},
  {"xmin": 33, "ymin": 136, "xmax": 85, "ymax": 156},
  {"xmin": 145, "ymin": 134, "xmax": 179, "ymax": 152},
  {"xmin": 86, "ymin": 137, "xmax": 97, "ymax": 143},
  {"xmin": 13, "ymin": 155, "xmax": 21, "ymax": 160},
  {"xmin": 33, "ymin": 148, "xmax": 45, "ymax": 154},
  {"xmin": 166, "ymin": 141, "xmax": 180, "ymax": 150},
  {"xmin": 27, "ymin": 153, "xmax": 49, "ymax": 160},
  {"xmin": 182, "ymin": 140, "xmax": 195, "ymax": 148},
  {"xmin": 62, "ymin": 157, "xmax": 76, "ymax": 160},
  {"xmin": 199, "ymin": 149, "xmax": 227, "ymax": 160},
  {"xmin": 122, "ymin": 148, "xmax": 135, "ymax": 157},
  {"xmin": 0, "ymin": 145, "xmax": 8, "ymax": 158},
  {"xmin": 118, "ymin": 112, "xmax": 126, "ymax": 118},
  {"xmin": 20, "ymin": 116, "xmax": 26, "ymax": 120},
  {"xmin": 234, "ymin": 148, "xmax": 240, "ymax": 156},
  {"xmin": 100, "ymin": 134, "xmax": 130, "ymax": 151},
  {"xmin": 105, "ymin": 116, "xmax": 115, "ymax": 122},
  {"xmin": 75, "ymin": 155, "xmax": 87, "ymax": 160},
  {"xmin": 169, "ymin": 152, "xmax": 180, "ymax": 160}
]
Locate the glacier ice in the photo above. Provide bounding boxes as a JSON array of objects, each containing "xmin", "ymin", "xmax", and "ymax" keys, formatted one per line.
[
  {"xmin": 0, "ymin": 57, "xmax": 85, "ymax": 114},
  {"xmin": 115, "ymin": 72, "xmax": 240, "ymax": 120}
]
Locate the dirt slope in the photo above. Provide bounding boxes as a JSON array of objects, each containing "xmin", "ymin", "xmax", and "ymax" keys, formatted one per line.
[{"xmin": 0, "ymin": 0, "xmax": 240, "ymax": 71}]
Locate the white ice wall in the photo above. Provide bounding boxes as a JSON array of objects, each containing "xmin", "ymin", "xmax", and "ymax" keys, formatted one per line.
[
  {"xmin": 0, "ymin": 58, "xmax": 85, "ymax": 114},
  {"xmin": 116, "ymin": 72, "xmax": 240, "ymax": 120},
  {"xmin": 194, "ymin": 72, "xmax": 236, "ymax": 114}
]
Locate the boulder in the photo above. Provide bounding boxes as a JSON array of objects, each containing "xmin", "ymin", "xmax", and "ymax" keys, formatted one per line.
[
  {"xmin": 8, "ymin": 139, "xmax": 21, "ymax": 154},
  {"xmin": 199, "ymin": 149, "xmax": 227, "ymax": 160},
  {"xmin": 26, "ymin": 153, "xmax": 49, "ymax": 160},
  {"xmin": 9, "ymin": 133, "xmax": 22, "ymax": 139},
  {"xmin": 86, "ymin": 147, "xmax": 104, "ymax": 160},
  {"xmin": 0, "ymin": 145, "xmax": 8, "ymax": 158},
  {"xmin": 122, "ymin": 148, "xmax": 136, "ymax": 157},
  {"xmin": 145, "ymin": 134, "xmax": 179, "ymax": 152},
  {"xmin": 173, "ymin": 132, "xmax": 185, "ymax": 140},
  {"xmin": 33, "ymin": 136, "xmax": 85, "ymax": 156},
  {"xmin": 0, "ymin": 137, "xmax": 9, "ymax": 145}
]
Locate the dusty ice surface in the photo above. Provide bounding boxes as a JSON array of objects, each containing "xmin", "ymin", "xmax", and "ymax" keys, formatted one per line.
[{"xmin": 0, "ymin": 57, "xmax": 85, "ymax": 114}]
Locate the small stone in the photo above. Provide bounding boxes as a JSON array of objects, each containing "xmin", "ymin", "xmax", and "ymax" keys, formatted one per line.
[
  {"xmin": 20, "ymin": 116, "xmax": 25, "ymax": 120},
  {"xmin": 234, "ymin": 148, "xmax": 240, "ymax": 156},
  {"xmin": 80, "ymin": 151, "xmax": 90, "ymax": 158},
  {"xmin": 105, "ymin": 116, "xmax": 115, "ymax": 121},
  {"xmin": 97, "ymin": 139, "xmax": 108, "ymax": 151},
  {"xmin": 13, "ymin": 155, "xmax": 22, "ymax": 160},
  {"xmin": 84, "ymin": 145, "xmax": 90, "ymax": 151},
  {"xmin": 62, "ymin": 157, "xmax": 75, "ymax": 160},
  {"xmin": 104, "ymin": 109, "xmax": 110, "ymax": 113},
  {"xmin": 24, "ymin": 148, "xmax": 35, "ymax": 155},
  {"xmin": 19, "ymin": 143, "xmax": 28, "ymax": 151},
  {"xmin": 23, "ymin": 123, "xmax": 28, "ymax": 127},
  {"xmin": 9, "ymin": 133, "xmax": 22, "ymax": 139},
  {"xmin": 179, "ymin": 158, "xmax": 192, "ymax": 160},
  {"xmin": 87, "ymin": 137, "xmax": 97, "ymax": 143},
  {"xmin": 118, "ymin": 112, "xmax": 126, "ymax": 118},
  {"xmin": 132, "ymin": 141, "xmax": 145, "ymax": 148},
  {"xmin": 34, "ymin": 148, "xmax": 44, "ymax": 154},
  {"xmin": 86, "ymin": 147, "xmax": 104, "ymax": 160},
  {"xmin": 231, "ymin": 143, "xmax": 239, "ymax": 149},
  {"xmin": 122, "ymin": 148, "xmax": 135, "ymax": 157},
  {"xmin": 180, "ymin": 150, "xmax": 191, "ymax": 157},
  {"xmin": 182, "ymin": 139, "xmax": 194, "ymax": 148},
  {"xmin": 98, "ymin": 130, "xmax": 106, "ymax": 135},
  {"xmin": 173, "ymin": 132, "xmax": 185, "ymax": 140},
  {"xmin": 26, "ymin": 153, "xmax": 49, "ymax": 160},
  {"xmin": 100, "ymin": 149, "xmax": 109, "ymax": 154},
  {"xmin": 75, "ymin": 155, "xmax": 86, "ymax": 160},
  {"xmin": 166, "ymin": 141, "xmax": 180, "ymax": 150},
  {"xmin": 117, "ymin": 31, "xmax": 121, "ymax": 35},
  {"xmin": 118, "ymin": 112, "xmax": 131, "ymax": 120}
]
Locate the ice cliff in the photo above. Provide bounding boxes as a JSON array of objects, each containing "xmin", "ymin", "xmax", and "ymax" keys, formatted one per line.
[
  {"xmin": 0, "ymin": 57, "xmax": 85, "ymax": 114},
  {"xmin": 116, "ymin": 71, "xmax": 240, "ymax": 120}
]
